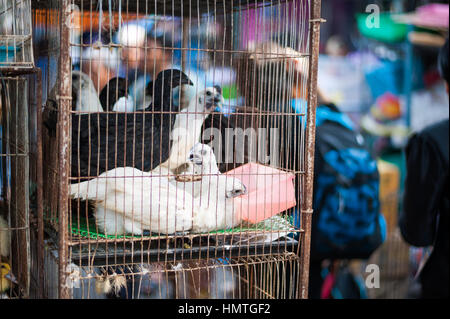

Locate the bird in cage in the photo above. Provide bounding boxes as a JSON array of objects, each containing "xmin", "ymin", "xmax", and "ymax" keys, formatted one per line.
[
  {"xmin": 98, "ymin": 75, "xmax": 156, "ymax": 112},
  {"xmin": 69, "ymin": 69, "xmax": 194, "ymax": 180},
  {"xmin": 71, "ymin": 70, "xmax": 104, "ymax": 113},
  {"xmin": 69, "ymin": 164, "xmax": 196, "ymax": 235},
  {"xmin": 0, "ymin": 262, "xmax": 17, "ymax": 298},
  {"xmin": 68, "ymin": 80, "xmax": 247, "ymax": 235},
  {"xmin": 99, "ymin": 77, "xmax": 134, "ymax": 112},
  {"xmin": 161, "ymin": 86, "xmax": 224, "ymax": 172},
  {"xmin": 42, "ymin": 70, "xmax": 105, "ymax": 137},
  {"xmin": 69, "ymin": 143, "xmax": 246, "ymax": 235},
  {"xmin": 185, "ymin": 143, "xmax": 248, "ymax": 233}
]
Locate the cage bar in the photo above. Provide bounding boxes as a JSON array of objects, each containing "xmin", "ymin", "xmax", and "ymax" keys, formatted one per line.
[
  {"xmin": 0, "ymin": 0, "xmax": 35, "ymax": 72},
  {"xmin": 0, "ymin": 75, "xmax": 32, "ymax": 298},
  {"xmin": 30, "ymin": 0, "xmax": 322, "ymax": 299}
]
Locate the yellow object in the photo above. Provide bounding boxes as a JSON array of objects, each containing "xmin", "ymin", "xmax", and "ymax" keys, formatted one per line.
[
  {"xmin": 0, "ymin": 262, "xmax": 14, "ymax": 293},
  {"xmin": 377, "ymin": 160, "xmax": 400, "ymax": 233}
]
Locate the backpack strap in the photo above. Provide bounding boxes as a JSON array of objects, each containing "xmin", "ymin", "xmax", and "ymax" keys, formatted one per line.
[{"xmin": 316, "ymin": 103, "xmax": 355, "ymax": 131}]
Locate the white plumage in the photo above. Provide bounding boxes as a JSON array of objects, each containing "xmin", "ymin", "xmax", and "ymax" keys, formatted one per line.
[
  {"xmin": 71, "ymin": 70, "xmax": 104, "ymax": 113},
  {"xmin": 183, "ymin": 143, "xmax": 248, "ymax": 233},
  {"xmin": 69, "ymin": 142, "xmax": 247, "ymax": 235},
  {"xmin": 70, "ymin": 166, "xmax": 196, "ymax": 235},
  {"xmin": 161, "ymin": 86, "xmax": 223, "ymax": 172},
  {"xmin": 112, "ymin": 95, "xmax": 135, "ymax": 112},
  {"xmin": 69, "ymin": 86, "xmax": 225, "ymax": 236}
]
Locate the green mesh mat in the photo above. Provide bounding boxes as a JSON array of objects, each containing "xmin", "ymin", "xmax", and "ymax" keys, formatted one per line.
[{"xmin": 70, "ymin": 214, "xmax": 297, "ymax": 240}]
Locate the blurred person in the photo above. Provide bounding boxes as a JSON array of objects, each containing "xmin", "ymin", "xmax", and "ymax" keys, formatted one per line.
[
  {"xmin": 399, "ymin": 37, "xmax": 449, "ymax": 299},
  {"xmin": 80, "ymin": 45, "xmax": 120, "ymax": 93},
  {"xmin": 325, "ymin": 35, "xmax": 349, "ymax": 57},
  {"xmin": 118, "ymin": 20, "xmax": 208, "ymax": 109},
  {"xmin": 119, "ymin": 21, "xmax": 177, "ymax": 77},
  {"xmin": 118, "ymin": 21, "xmax": 182, "ymax": 109},
  {"xmin": 118, "ymin": 23, "xmax": 148, "ymax": 74},
  {"xmin": 132, "ymin": 30, "xmax": 177, "ymax": 108},
  {"xmin": 238, "ymin": 41, "xmax": 384, "ymax": 299}
]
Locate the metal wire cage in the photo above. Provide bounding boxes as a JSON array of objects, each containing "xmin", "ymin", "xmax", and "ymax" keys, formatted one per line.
[
  {"xmin": 32, "ymin": 0, "xmax": 322, "ymax": 299},
  {"xmin": 0, "ymin": 0, "xmax": 34, "ymax": 71},
  {"xmin": 0, "ymin": 75, "xmax": 32, "ymax": 299}
]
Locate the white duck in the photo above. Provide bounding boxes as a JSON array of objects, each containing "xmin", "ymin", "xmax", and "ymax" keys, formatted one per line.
[
  {"xmin": 161, "ymin": 86, "xmax": 223, "ymax": 172},
  {"xmin": 71, "ymin": 70, "xmax": 104, "ymax": 113},
  {"xmin": 181, "ymin": 143, "xmax": 248, "ymax": 233},
  {"xmin": 69, "ymin": 166, "xmax": 196, "ymax": 236}
]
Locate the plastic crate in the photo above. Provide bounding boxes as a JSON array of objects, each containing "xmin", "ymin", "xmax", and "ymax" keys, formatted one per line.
[{"xmin": 225, "ymin": 163, "xmax": 297, "ymax": 224}]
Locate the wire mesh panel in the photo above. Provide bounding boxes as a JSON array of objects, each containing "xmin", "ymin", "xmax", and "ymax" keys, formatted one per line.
[
  {"xmin": 0, "ymin": 76, "xmax": 31, "ymax": 298},
  {"xmin": 33, "ymin": 0, "xmax": 322, "ymax": 299},
  {"xmin": 41, "ymin": 248, "xmax": 301, "ymax": 299},
  {"xmin": 0, "ymin": 0, "xmax": 34, "ymax": 71}
]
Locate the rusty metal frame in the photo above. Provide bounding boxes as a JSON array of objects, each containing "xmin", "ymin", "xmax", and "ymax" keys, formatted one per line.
[
  {"xmin": 34, "ymin": 68, "xmax": 45, "ymax": 299},
  {"xmin": 47, "ymin": 0, "xmax": 323, "ymax": 300},
  {"xmin": 298, "ymin": 0, "xmax": 322, "ymax": 299},
  {"xmin": 57, "ymin": 0, "xmax": 72, "ymax": 299},
  {"xmin": 25, "ymin": 67, "xmax": 45, "ymax": 298},
  {"xmin": 0, "ymin": 68, "xmax": 41, "ymax": 298}
]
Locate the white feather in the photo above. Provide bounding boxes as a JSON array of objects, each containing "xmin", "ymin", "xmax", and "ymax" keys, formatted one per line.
[
  {"xmin": 112, "ymin": 96, "xmax": 135, "ymax": 112},
  {"xmin": 70, "ymin": 166, "xmax": 195, "ymax": 235},
  {"xmin": 72, "ymin": 70, "xmax": 104, "ymax": 113},
  {"xmin": 184, "ymin": 144, "xmax": 247, "ymax": 233},
  {"xmin": 162, "ymin": 87, "xmax": 223, "ymax": 171}
]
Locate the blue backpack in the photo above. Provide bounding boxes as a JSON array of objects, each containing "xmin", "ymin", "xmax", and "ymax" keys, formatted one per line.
[{"xmin": 311, "ymin": 104, "xmax": 386, "ymax": 260}]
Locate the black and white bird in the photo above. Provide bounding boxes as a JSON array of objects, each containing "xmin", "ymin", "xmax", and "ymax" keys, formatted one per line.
[
  {"xmin": 71, "ymin": 69, "xmax": 193, "ymax": 180},
  {"xmin": 71, "ymin": 70, "xmax": 104, "ymax": 113},
  {"xmin": 99, "ymin": 77, "xmax": 134, "ymax": 112},
  {"xmin": 136, "ymin": 78, "xmax": 155, "ymax": 111},
  {"xmin": 161, "ymin": 86, "xmax": 224, "ymax": 172},
  {"xmin": 183, "ymin": 143, "xmax": 248, "ymax": 233}
]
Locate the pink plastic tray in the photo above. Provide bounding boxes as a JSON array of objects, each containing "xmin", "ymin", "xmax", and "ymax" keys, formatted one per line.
[{"xmin": 225, "ymin": 163, "xmax": 297, "ymax": 223}]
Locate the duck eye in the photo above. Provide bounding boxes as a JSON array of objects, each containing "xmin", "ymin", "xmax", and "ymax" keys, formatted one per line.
[{"xmin": 206, "ymin": 91, "xmax": 212, "ymax": 96}]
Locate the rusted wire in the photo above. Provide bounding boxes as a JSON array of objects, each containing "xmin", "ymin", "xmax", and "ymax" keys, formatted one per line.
[{"xmin": 28, "ymin": 0, "xmax": 320, "ymax": 299}]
